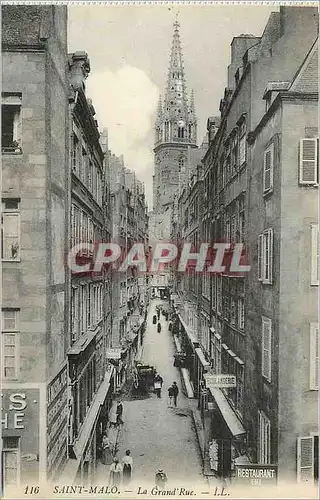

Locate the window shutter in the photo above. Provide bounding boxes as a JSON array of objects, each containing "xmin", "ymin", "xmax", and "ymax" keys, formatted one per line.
[
  {"xmin": 310, "ymin": 323, "xmax": 319, "ymax": 390},
  {"xmin": 297, "ymin": 436, "xmax": 314, "ymax": 483},
  {"xmin": 258, "ymin": 234, "xmax": 264, "ymax": 280},
  {"xmin": 299, "ymin": 138, "xmax": 318, "ymax": 184},
  {"xmin": 262, "ymin": 317, "xmax": 272, "ymax": 381},
  {"xmin": 311, "ymin": 224, "xmax": 319, "ymax": 286},
  {"xmin": 263, "ymin": 145, "xmax": 274, "ymax": 193},
  {"xmin": 267, "ymin": 228, "xmax": 273, "ymax": 284}
]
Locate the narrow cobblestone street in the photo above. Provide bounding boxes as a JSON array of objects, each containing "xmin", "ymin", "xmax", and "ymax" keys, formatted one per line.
[{"xmin": 97, "ymin": 299, "xmax": 207, "ymax": 491}]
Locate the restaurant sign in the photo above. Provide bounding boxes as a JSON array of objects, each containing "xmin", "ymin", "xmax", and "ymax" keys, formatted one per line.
[
  {"xmin": 204, "ymin": 373, "xmax": 236, "ymax": 388},
  {"xmin": 234, "ymin": 465, "xmax": 278, "ymax": 486}
]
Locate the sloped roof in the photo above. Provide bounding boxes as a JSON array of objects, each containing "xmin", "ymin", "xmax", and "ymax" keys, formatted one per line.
[{"xmin": 289, "ymin": 37, "xmax": 318, "ymax": 93}]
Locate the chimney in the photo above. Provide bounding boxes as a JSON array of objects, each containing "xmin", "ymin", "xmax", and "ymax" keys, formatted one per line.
[
  {"xmin": 227, "ymin": 35, "xmax": 260, "ymax": 89},
  {"xmin": 68, "ymin": 51, "xmax": 91, "ymax": 93}
]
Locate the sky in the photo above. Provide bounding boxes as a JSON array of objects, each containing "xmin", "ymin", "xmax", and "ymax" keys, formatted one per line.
[{"xmin": 68, "ymin": 3, "xmax": 277, "ymax": 209}]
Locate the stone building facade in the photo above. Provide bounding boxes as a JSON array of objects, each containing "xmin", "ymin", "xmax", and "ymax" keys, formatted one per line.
[
  {"xmin": 110, "ymin": 156, "xmax": 149, "ymax": 389},
  {"xmin": 1, "ymin": 5, "xmax": 70, "ymax": 492},
  {"xmin": 1, "ymin": 6, "xmax": 114, "ymax": 490},
  {"xmin": 66, "ymin": 52, "xmax": 114, "ymax": 483},
  {"xmin": 171, "ymin": 5, "xmax": 319, "ymax": 485}
]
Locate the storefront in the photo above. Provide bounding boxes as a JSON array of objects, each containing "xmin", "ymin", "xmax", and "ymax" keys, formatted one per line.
[
  {"xmin": 1, "ymin": 385, "xmax": 46, "ymax": 496},
  {"xmin": 200, "ymin": 377, "xmax": 247, "ymax": 479}
]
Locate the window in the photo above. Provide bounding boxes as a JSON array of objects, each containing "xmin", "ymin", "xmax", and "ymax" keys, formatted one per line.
[
  {"xmin": 258, "ymin": 228, "xmax": 273, "ymax": 284},
  {"xmin": 258, "ymin": 411, "xmax": 271, "ymax": 464},
  {"xmin": 309, "ymin": 323, "xmax": 319, "ymax": 390},
  {"xmin": 299, "ymin": 138, "xmax": 318, "ymax": 185},
  {"xmin": 262, "ymin": 316, "xmax": 272, "ymax": 382},
  {"xmin": 238, "ymin": 298, "xmax": 244, "ymax": 330},
  {"xmin": 2, "ymin": 94, "xmax": 22, "ymax": 152},
  {"xmin": 239, "ymin": 121, "xmax": 246, "ymax": 166},
  {"xmin": 2, "ymin": 309, "xmax": 19, "ymax": 379},
  {"xmin": 297, "ymin": 435, "xmax": 318, "ymax": 483},
  {"xmin": 311, "ymin": 224, "xmax": 319, "ymax": 286},
  {"xmin": 1, "ymin": 199, "xmax": 20, "ymax": 261},
  {"xmin": 72, "ymin": 133, "xmax": 80, "ymax": 174},
  {"xmin": 2, "ymin": 437, "xmax": 20, "ymax": 488},
  {"xmin": 263, "ymin": 143, "xmax": 274, "ymax": 194},
  {"xmin": 225, "ymin": 218, "xmax": 230, "ymax": 243}
]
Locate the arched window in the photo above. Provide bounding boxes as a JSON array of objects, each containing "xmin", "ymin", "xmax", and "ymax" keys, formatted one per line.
[
  {"xmin": 178, "ymin": 127, "xmax": 185, "ymax": 139},
  {"xmin": 188, "ymin": 124, "xmax": 192, "ymax": 139}
]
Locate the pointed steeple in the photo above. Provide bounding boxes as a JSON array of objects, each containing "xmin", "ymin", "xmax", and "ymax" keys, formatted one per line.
[{"xmin": 154, "ymin": 17, "xmax": 196, "ymax": 146}]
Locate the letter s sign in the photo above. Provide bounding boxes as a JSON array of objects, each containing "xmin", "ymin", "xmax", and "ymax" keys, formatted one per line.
[{"xmin": 9, "ymin": 393, "xmax": 27, "ymax": 411}]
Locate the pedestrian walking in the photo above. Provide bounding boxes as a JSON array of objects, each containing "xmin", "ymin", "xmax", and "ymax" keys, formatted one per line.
[
  {"xmin": 157, "ymin": 322, "xmax": 161, "ymax": 333},
  {"xmin": 121, "ymin": 450, "xmax": 133, "ymax": 485},
  {"xmin": 172, "ymin": 381, "xmax": 179, "ymax": 407},
  {"xmin": 167, "ymin": 385, "xmax": 174, "ymax": 407},
  {"xmin": 154, "ymin": 373, "xmax": 163, "ymax": 398},
  {"xmin": 155, "ymin": 469, "xmax": 168, "ymax": 489},
  {"xmin": 116, "ymin": 400, "xmax": 124, "ymax": 426},
  {"xmin": 109, "ymin": 458, "xmax": 123, "ymax": 487},
  {"xmin": 100, "ymin": 434, "xmax": 113, "ymax": 465}
]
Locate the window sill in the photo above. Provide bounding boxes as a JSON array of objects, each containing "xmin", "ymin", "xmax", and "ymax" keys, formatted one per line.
[
  {"xmin": 2, "ymin": 149, "xmax": 22, "ymax": 155},
  {"xmin": 2, "ymin": 258, "xmax": 21, "ymax": 263}
]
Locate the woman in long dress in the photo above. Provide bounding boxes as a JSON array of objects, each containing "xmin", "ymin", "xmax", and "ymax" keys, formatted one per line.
[
  {"xmin": 101, "ymin": 434, "xmax": 113, "ymax": 465},
  {"xmin": 109, "ymin": 458, "xmax": 123, "ymax": 487},
  {"xmin": 121, "ymin": 450, "xmax": 133, "ymax": 485}
]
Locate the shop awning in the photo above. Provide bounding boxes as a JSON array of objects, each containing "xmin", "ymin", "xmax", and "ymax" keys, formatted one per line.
[
  {"xmin": 61, "ymin": 367, "xmax": 114, "ymax": 482},
  {"xmin": 195, "ymin": 347, "xmax": 210, "ymax": 368},
  {"xmin": 73, "ymin": 367, "xmax": 114, "ymax": 459},
  {"xmin": 207, "ymin": 386, "xmax": 246, "ymax": 437},
  {"xmin": 177, "ymin": 312, "xmax": 197, "ymax": 345}
]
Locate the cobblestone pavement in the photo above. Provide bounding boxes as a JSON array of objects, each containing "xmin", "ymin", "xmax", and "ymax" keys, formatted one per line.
[{"xmin": 112, "ymin": 299, "xmax": 207, "ymax": 490}]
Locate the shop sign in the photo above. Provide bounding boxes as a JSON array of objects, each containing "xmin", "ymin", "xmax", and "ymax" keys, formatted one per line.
[
  {"xmin": 204, "ymin": 373, "xmax": 236, "ymax": 388},
  {"xmin": 234, "ymin": 465, "xmax": 278, "ymax": 486},
  {"xmin": 106, "ymin": 348, "xmax": 121, "ymax": 360},
  {"xmin": 1, "ymin": 391, "xmax": 37, "ymax": 432},
  {"xmin": 47, "ymin": 365, "xmax": 68, "ymax": 479}
]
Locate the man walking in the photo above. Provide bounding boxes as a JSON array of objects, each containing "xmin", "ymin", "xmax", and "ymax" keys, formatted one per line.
[
  {"xmin": 167, "ymin": 385, "xmax": 174, "ymax": 407},
  {"xmin": 172, "ymin": 381, "xmax": 179, "ymax": 407}
]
